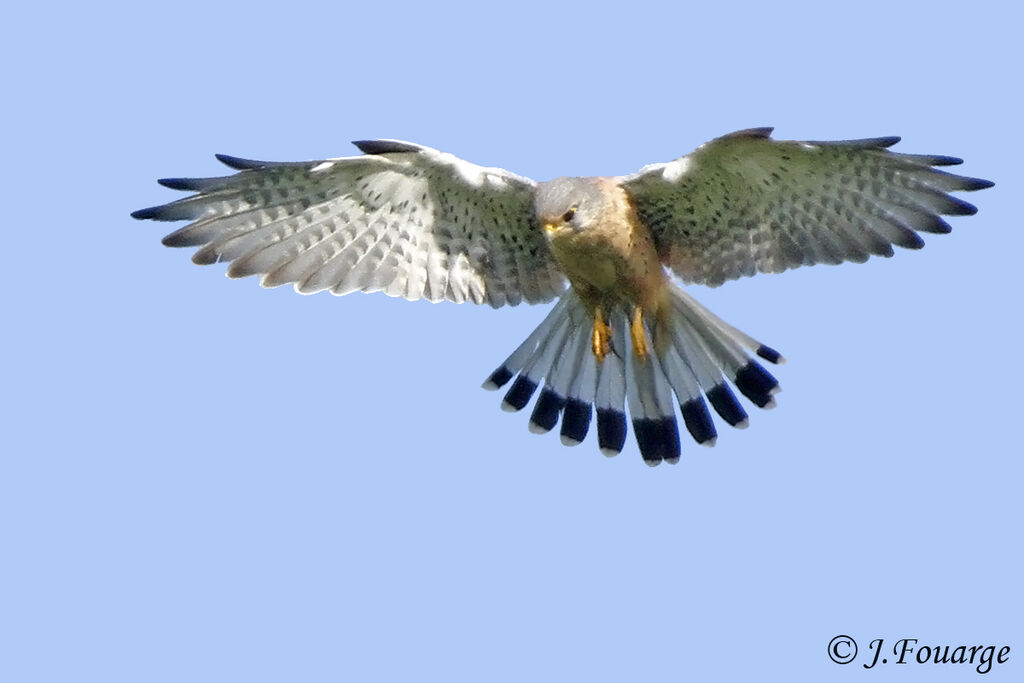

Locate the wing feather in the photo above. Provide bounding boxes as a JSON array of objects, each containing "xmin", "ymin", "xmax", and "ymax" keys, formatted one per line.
[
  {"xmin": 622, "ymin": 129, "xmax": 993, "ymax": 286},
  {"xmin": 133, "ymin": 142, "xmax": 565, "ymax": 307}
]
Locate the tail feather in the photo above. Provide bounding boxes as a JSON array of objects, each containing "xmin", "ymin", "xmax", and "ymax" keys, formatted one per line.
[
  {"xmin": 679, "ymin": 290, "xmax": 786, "ymax": 366},
  {"xmin": 661, "ymin": 345, "xmax": 717, "ymax": 446},
  {"xmin": 481, "ymin": 296, "xmax": 570, "ymax": 391},
  {"xmin": 626, "ymin": 340, "xmax": 681, "ymax": 466},
  {"xmin": 549, "ymin": 324, "xmax": 590, "ymax": 399},
  {"xmin": 528, "ymin": 388, "xmax": 567, "ymax": 433},
  {"xmin": 560, "ymin": 341, "xmax": 598, "ymax": 446},
  {"xmin": 669, "ymin": 291, "xmax": 781, "ymax": 408},
  {"xmin": 529, "ymin": 326, "xmax": 588, "ymax": 434},
  {"xmin": 595, "ymin": 318, "xmax": 628, "ymax": 456},
  {"xmin": 500, "ymin": 375, "xmax": 538, "ymax": 412},
  {"xmin": 679, "ymin": 395, "xmax": 718, "ymax": 446},
  {"xmin": 497, "ymin": 308, "xmax": 572, "ymax": 412},
  {"xmin": 483, "ymin": 284, "xmax": 782, "ymax": 464},
  {"xmin": 560, "ymin": 398, "xmax": 593, "ymax": 446},
  {"xmin": 705, "ymin": 383, "xmax": 749, "ymax": 428},
  {"xmin": 665, "ymin": 315, "xmax": 747, "ymax": 427}
]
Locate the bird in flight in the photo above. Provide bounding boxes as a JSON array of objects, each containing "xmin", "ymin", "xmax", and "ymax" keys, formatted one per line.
[{"xmin": 132, "ymin": 128, "xmax": 992, "ymax": 466}]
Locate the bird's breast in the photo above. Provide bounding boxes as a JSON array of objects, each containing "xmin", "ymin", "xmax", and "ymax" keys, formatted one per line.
[
  {"xmin": 548, "ymin": 228, "xmax": 624, "ymax": 291},
  {"xmin": 547, "ymin": 186, "xmax": 667, "ymax": 311}
]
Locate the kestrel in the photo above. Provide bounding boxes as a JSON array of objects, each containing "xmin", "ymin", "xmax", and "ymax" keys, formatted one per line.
[{"xmin": 132, "ymin": 128, "xmax": 992, "ymax": 466}]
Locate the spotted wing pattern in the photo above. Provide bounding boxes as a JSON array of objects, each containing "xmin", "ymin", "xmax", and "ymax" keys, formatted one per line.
[
  {"xmin": 622, "ymin": 128, "xmax": 994, "ymax": 287},
  {"xmin": 132, "ymin": 141, "xmax": 565, "ymax": 307}
]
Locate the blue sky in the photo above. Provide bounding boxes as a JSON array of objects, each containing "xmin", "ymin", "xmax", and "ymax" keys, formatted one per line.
[{"xmin": 3, "ymin": 1, "xmax": 1020, "ymax": 680}]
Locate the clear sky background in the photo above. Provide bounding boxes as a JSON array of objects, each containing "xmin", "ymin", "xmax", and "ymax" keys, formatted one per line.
[{"xmin": 3, "ymin": 1, "xmax": 1020, "ymax": 681}]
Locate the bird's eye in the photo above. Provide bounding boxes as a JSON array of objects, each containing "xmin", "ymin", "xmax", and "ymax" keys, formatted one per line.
[{"xmin": 562, "ymin": 208, "xmax": 577, "ymax": 222}]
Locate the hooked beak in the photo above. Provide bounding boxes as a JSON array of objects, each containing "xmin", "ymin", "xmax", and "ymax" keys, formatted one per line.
[{"xmin": 544, "ymin": 222, "xmax": 558, "ymax": 234}]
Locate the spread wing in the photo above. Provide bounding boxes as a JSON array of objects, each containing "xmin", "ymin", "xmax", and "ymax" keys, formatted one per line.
[
  {"xmin": 621, "ymin": 127, "xmax": 993, "ymax": 287},
  {"xmin": 132, "ymin": 141, "xmax": 565, "ymax": 307}
]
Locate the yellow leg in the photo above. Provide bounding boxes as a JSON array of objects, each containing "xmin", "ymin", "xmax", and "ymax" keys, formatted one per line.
[
  {"xmin": 631, "ymin": 307, "xmax": 648, "ymax": 360},
  {"xmin": 592, "ymin": 308, "xmax": 612, "ymax": 363}
]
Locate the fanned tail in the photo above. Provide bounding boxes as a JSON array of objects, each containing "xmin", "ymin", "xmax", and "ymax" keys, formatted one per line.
[{"xmin": 482, "ymin": 285, "xmax": 783, "ymax": 466}]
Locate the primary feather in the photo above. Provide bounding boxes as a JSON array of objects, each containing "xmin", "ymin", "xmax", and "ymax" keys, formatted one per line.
[{"xmin": 622, "ymin": 128, "xmax": 993, "ymax": 287}]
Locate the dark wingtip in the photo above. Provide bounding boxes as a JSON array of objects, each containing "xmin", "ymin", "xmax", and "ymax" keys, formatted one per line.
[
  {"xmin": 352, "ymin": 140, "xmax": 422, "ymax": 155},
  {"xmin": 161, "ymin": 232, "xmax": 184, "ymax": 247},
  {"xmin": 943, "ymin": 196, "xmax": 980, "ymax": 216},
  {"xmin": 215, "ymin": 153, "xmax": 265, "ymax": 170},
  {"xmin": 130, "ymin": 206, "xmax": 160, "ymax": 220},
  {"xmin": 928, "ymin": 155, "xmax": 964, "ymax": 166},
  {"xmin": 157, "ymin": 177, "xmax": 195, "ymax": 190},
  {"xmin": 965, "ymin": 177, "xmax": 995, "ymax": 191},
  {"xmin": 897, "ymin": 228, "xmax": 926, "ymax": 249},
  {"xmin": 918, "ymin": 215, "xmax": 953, "ymax": 235},
  {"xmin": 815, "ymin": 135, "xmax": 901, "ymax": 149},
  {"xmin": 718, "ymin": 127, "xmax": 774, "ymax": 141}
]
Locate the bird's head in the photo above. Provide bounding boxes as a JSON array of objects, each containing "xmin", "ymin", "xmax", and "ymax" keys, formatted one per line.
[{"xmin": 534, "ymin": 177, "xmax": 605, "ymax": 239}]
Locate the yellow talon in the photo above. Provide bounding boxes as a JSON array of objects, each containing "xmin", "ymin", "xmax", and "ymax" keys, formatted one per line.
[
  {"xmin": 592, "ymin": 308, "xmax": 611, "ymax": 363},
  {"xmin": 631, "ymin": 307, "xmax": 648, "ymax": 360}
]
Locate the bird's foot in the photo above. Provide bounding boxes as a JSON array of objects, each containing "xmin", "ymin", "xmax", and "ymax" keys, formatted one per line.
[
  {"xmin": 592, "ymin": 309, "xmax": 612, "ymax": 363},
  {"xmin": 631, "ymin": 307, "xmax": 648, "ymax": 360}
]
